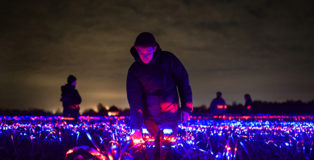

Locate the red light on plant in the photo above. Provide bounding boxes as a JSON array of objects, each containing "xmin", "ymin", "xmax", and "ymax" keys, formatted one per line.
[
  {"xmin": 61, "ymin": 117, "xmax": 75, "ymax": 120},
  {"xmin": 132, "ymin": 138, "xmax": 144, "ymax": 145},
  {"xmin": 66, "ymin": 149, "xmax": 74, "ymax": 155},
  {"xmin": 225, "ymin": 145, "xmax": 231, "ymax": 151}
]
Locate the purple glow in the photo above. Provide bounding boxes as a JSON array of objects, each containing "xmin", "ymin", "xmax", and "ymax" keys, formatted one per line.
[{"xmin": 0, "ymin": 115, "xmax": 313, "ymax": 159}]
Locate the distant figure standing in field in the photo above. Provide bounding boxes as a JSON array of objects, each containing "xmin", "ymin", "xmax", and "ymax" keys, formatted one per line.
[
  {"xmin": 209, "ymin": 91, "xmax": 227, "ymax": 115},
  {"xmin": 60, "ymin": 75, "xmax": 82, "ymax": 120},
  {"xmin": 243, "ymin": 93, "xmax": 253, "ymax": 114}
]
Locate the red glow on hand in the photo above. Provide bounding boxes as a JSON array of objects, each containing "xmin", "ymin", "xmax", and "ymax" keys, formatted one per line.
[
  {"xmin": 217, "ymin": 105, "xmax": 227, "ymax": 109},
  {"xmin": 217, "ymin": 105, "xmax": 224, "ymax": 109},
  {"xmin": 160, "ymin": 103, "xmax": 178, "ymax": 113},
  {"xmin": 70, "ymin": 105, "xmax": 79, "ymax": 109},
  {"xmin": 186, "ymin": 102, "xmax": 193, "ymax": 110},
  {"xmin": 247, "ymin": 105, "xmax": 251, "ymax": 110}
]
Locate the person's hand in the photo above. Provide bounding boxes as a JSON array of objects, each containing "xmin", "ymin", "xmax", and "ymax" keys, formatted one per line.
[
  {"xmin": 181, "ymin": 111, "xmax": 190, "ymax": 123},
  {"xmin": 60, "ymin": 97, "xmax": 69, "ymax": 102},
  {"xmin": 69, "ymin": 105, "xmax": 79, "ymax": 109},
  {"xmin": 129, "ymin": 129, "xmax": 144, "ymax": 145}
]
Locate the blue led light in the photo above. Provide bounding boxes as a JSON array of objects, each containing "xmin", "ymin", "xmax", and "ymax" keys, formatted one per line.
[
  {"xmin": 163, "ymin": 129, "xmax": 173, "ymax": 134},
  {"xmin": 0, "ymin": 115, "xmax": 313, "ymax": 159}
]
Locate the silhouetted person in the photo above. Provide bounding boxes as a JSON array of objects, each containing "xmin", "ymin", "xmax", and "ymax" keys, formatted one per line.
[
  {"xmin": 209, "ymin": 91, "xmax": 227, "ymax": 115},
  {"xmin": 243, "ymin": 94, "xmax": 253, "ymax": 114},
  {"xmin": 127, "ymin": 32, "xmax": 193, "ymax": 159},
  {"xmin": 60, "ymin": 75, "xmax": 82, "ymax": 120}
]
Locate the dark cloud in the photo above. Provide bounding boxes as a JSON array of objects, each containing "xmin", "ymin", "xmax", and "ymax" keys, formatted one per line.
[{"xmin": 0, "ymin": 0, "xmax": 314, "ymax": 112}]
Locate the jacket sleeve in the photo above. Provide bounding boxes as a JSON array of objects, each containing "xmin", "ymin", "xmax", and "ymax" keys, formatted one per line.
[
  {"xmin": 127, "ymin": 67, "xmax": 144, "ymax": 129},
  {"xmin": 171, "ymin": 54, "xmax": 193, "ymax": 113},
  {"xmin": 60, "ymin": 86, "xmax": 70, "ymax": 102},
  {"xmin": 60, "ymin": 86, "xmax": 65, "ymax": 102},
  {"xmin": 210, "ymin": 99, "xmax": 216, "ymax": 113}
]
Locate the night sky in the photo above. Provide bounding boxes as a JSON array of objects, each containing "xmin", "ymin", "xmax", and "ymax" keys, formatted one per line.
[{"xmin": 1, "ymin": 0, "xmax": 314, "ymax": 113}]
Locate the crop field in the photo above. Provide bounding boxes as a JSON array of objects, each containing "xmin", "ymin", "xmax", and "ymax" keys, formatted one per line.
[{"xmin": 0, "ymin": 115, "xmax": 313, "ymax": 160}]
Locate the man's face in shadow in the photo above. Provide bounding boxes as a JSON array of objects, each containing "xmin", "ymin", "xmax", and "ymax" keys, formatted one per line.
[{"xmin": 135, "ymin": 46, "xmax": 157, "ymax": 64}]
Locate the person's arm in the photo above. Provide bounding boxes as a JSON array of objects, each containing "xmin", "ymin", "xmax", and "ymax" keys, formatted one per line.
[
  {"xmin": 210, "ymin": 100, "xmax": 215, "ymax": 113},
  {"xmin": 171, "ymin": 54, "xmax": 193, "ymax": 120},
  {"xmin": 60, "ymin": 86, "xmax": 68, "ymax": 102},
  {"xmin": 127, "ymin": 67, "xmax": 145, "ymax": 130}
]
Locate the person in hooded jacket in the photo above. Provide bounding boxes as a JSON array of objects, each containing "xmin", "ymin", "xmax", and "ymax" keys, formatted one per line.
[
  {"xmin": 127, "ymin": 32, "xmax": 193, "ymax": 146},
  {"xmin": 209, "ymin": 91, "xmax": 227, "ymax": 115},
  {"xmin": 60, "ymin": 75, "xmax": 82, "ymax": 120}
]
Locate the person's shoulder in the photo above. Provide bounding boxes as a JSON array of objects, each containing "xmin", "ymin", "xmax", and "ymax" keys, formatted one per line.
[
  {"xmin": 161, "ymin": 51, "xmax": 176, "ymax": 58},
  {"xmin": 61, "ymin": 85, "xmax": 66, "ymax": 90},
  {"xmin": 61, "ymin": 84, "xmax": 71, "ymax": 93},
  {"xmin": 129, "ymin": 62, "xmax": 140, "ymax": 68},
  {"xmin": 128, "ymin": 62, "xmax": 140, "ymax": 73},
  {"xmin": 62, "ymin": 84, "xmax": 73, "ymax": 89},
  {"xmin": 160, "ymin": 51, "xmax": 180, "ymax": 63}
]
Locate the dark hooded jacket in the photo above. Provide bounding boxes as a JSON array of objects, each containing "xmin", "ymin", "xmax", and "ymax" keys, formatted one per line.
[
  {"xmin": 209, "ymin": 97, "xmax": 226, "ymax": 114},
  {"xmin": 127, "ymin": 45, "xmax": 193, "ymax": 129},
  {"xmin": 60, "ymin": 84, "xmax": 82, "ymax": 110}
]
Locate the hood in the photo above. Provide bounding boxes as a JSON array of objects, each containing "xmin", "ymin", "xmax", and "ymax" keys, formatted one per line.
[{"xmin": 130, "ymin": 44, "xmax": 162, "ymax": 64}]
